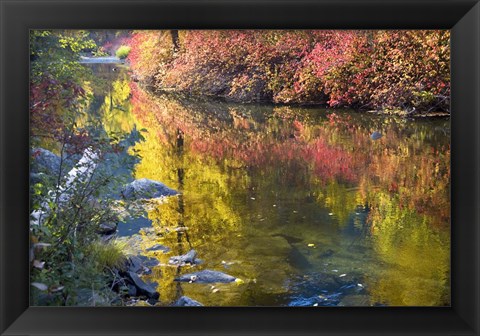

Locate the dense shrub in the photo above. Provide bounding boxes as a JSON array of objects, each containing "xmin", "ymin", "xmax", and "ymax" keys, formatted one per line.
[{"xmin": 127, "ymin": 30, "xmax": 450, "ymax": 113}]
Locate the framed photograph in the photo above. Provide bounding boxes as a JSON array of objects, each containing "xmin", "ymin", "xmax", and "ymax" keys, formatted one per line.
[{"xmin": 1, "ymin": 0, "xmax": 479, "ymax": 335}]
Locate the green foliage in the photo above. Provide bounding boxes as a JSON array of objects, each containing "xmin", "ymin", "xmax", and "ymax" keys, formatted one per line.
[
  {"xmin": 30, "ymin": 30, "xmax": 96, "ymax": 84},
  {"xmin": 87, "ymin": 240, "xmax": 128, "ymax": 271},
  {"xmin": 29, "ymin": 31, "xmax": 146, "ymax": 305},
  {"xmin": 115, "ymin": 45, "xmax": 131, "ymax": 59}
]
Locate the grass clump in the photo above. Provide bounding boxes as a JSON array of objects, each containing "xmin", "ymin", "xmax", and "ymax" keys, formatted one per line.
[
  {"xmin": 116, "ymin": 45, "xmax": 131, "ymax": 59},
  {"xmin": 87, "ymin": 240, "xmax": 128, "ymax": 271}
]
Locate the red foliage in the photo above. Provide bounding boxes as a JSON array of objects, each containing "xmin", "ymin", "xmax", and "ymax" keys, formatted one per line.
[
  {"xmin": 128, "ymin": 30, "xmax": 450, "ymax": 112},
  {"xmin": 30, "ymin": 75, "xmax": 86, "ymax": 142}
]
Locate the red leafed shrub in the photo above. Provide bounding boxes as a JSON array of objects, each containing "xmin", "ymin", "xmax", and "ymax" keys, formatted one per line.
[
  {"xmin": 320, "ymin": 30, "xmax": 450, "ymax": 111},
  {"xmin": 30, "ymin": 75, "xmax": 86, "ymax": 141},
  {"xmin": 128, "ymin": 30, "xmax": 450, "ymax": 112}
]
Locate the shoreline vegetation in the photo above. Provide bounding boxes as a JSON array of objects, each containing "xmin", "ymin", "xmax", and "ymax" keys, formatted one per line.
[
  {"xmin": 29, "ymin": 30, "xmax": 450, "ymax": 307},
  {"xmin": 128, "ymin": 30, "xmax": 450, "ymax": 117}
]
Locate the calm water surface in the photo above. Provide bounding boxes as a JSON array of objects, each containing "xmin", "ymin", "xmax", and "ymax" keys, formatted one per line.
[{"xmin": 88, "ymin": 64, "xmax": 450, "ymax": 306}]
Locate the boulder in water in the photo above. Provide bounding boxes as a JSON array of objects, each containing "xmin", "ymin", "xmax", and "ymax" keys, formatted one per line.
[
  {"xmin": 175, "ymin": 269, "xmax": 236, "ymax": 284},
  {"xmin": 169, "ymin": 249, "xmax": 201, "ymax": 266},
  {"xmin": 121, "ymin": 178, "xmax": 178, "ymax": 200},
  {"xmin": 172, "ymin": 296, "xmax": 203, "ymax": 306},
  {"xmin": 126, "ymin": 271, "xmax": 159, "ymax": 299}
]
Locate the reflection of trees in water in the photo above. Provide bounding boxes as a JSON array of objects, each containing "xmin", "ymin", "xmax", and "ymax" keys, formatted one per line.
[{"xmin": 119, "ymin": 83, "xmax": 450, "ymax": 306}]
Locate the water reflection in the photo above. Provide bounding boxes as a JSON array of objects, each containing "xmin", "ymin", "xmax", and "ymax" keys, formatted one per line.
[{"xmin": 93, "ymin": 65, "xmax": 450, "ymax": 306}]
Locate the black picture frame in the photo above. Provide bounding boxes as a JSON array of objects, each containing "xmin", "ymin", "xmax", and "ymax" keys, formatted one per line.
[{"xmin": 1, "ymin": 0, "xmax": 479, "ymax": 335}]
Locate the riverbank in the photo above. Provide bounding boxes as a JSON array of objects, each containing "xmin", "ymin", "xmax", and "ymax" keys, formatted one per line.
[
  {"xmin": 127, "ymin": 30, "xmax": 450, "ymax": 116},
  {"xmin": 150, "ymin": 87, "xmax": 451, "ymax": 119}
]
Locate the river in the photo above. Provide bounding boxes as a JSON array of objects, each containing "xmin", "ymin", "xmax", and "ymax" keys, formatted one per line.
[{"xmin": 85, "ymin": 63, "xmax": 450, "ymax": 307}]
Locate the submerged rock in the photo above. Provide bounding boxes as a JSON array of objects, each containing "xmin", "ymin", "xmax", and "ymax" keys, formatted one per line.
[
  {"xmin": 288, "ymin": 246, "xmax": 312, "ymax": 270},
  {"xmin": 169, "ymin": 249, "xmax": 201, "ymax": 266},
  {"xmin": 121, "ymin": 178, "xmax": 178, "ymax": 200},
  {"xmin": 126, "ymin": 272, "xmax": 159, "ymax": 299},
  {"xmin": 172, "ymin": 296, "xmax": 204, "ymax": 307},
  {"xmin": 175, "ymin": 269, "xmax": 236, "ymax": 284},
  {"xmin": 146, "ymin": 244, "xmax": 171, "ymax": 253}
]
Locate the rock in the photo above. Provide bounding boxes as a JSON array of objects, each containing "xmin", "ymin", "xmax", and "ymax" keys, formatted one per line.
[
  {"xmin": 126, "ymin": 256, "xmax": 144, "ymax": 274},
  {"xmin": 370, "ymin": 131, "xmax": 383, "ymax": 140},
  {"xmin": 31, "ymin": 148, "xmax": 61, "ymax": 176},
  {"xmin": 126, "ymin": 272, "xmax": 159, "ymax": 299},
  {"xmin": 146, "ymin": 244, "xmax": 170, "ymax": 253},
  {"xmin": 101, "ymin": 232, "xmax": 117, "ymax": 243},
  {"xmin": 147, "ymin": 298, "xmax": 158, "ymax": 305},
  {"xmin": 138, "ymin": 255, "xmax": 160, "ymax": 268},
  {"xmin": 126, "ymin": 255, "xmax": 159, "ymax": 275},
  {"xmin": 30, "ymin": 172, "xmax": 45, "ymax": 185},
  {"xmin": 175, "ymin": 269, "xmax": 236, "ymax": 284},
  {"xmin": 173, "ymin": 296, "xmax": 203, "ymax": 306},
  {"xmin": 127, "ymin": 284, "xmax": 137, "ymax": 297},
  {"xmin": 121, "ymin": 178, "xmax": 178, "ymax": 200},
  {"xmin": 169, "ymin": 249, "xmax": 201, "ymax": 266},
  {"xmin": 97, "ymin": 222, "xmax": 117, "ymax": 235}
]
